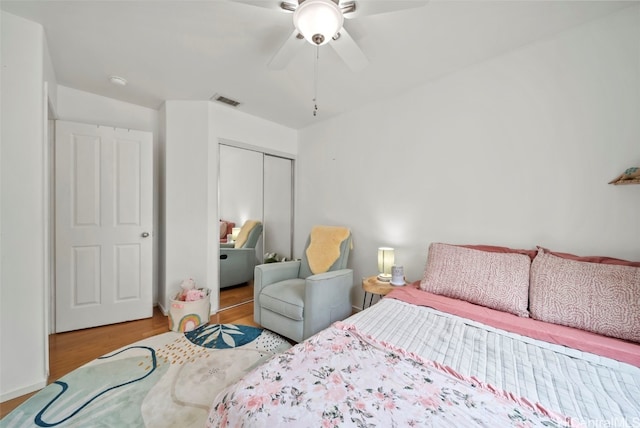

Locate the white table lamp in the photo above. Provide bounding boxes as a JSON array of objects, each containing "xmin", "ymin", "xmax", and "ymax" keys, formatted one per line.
[
  {"xmin": 231, "ymin": 227, "xmax": 241, "ymax": 242},
  {"xmin": 377, "ymin": 247, "xmax": 395, "ymax": 282}
]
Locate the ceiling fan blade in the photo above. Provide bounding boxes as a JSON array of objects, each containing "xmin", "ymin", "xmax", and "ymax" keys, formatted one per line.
[
  {"xmin": 230, "ymin": 0, "xmax": 296, "ymax": 12},
  {"xmin": 268, "ymin": 29, "xmax": 305, "ymax": 69},
  {"xmin": 342, "ymin": 0, "xmax": 427, "ymax": 19},
  {"xmin": 330, "ymin": 27, "xmax": 369, "ymax": 72}
]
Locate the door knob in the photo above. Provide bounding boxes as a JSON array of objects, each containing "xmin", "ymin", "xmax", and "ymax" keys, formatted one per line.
[{"xmin": 141, "ymin": 232, "xmax": 150, "ymax": 238}]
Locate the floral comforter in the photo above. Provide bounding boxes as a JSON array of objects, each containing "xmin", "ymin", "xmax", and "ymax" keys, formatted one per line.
[{"xmin": 206, "ymin": 323, "xmax": 576, "ymax": 427}]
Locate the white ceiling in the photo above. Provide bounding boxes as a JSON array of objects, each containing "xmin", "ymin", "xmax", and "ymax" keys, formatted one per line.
[{"xmin": 1, "ymin": 0, "xmax": 634, "ymax": 129}]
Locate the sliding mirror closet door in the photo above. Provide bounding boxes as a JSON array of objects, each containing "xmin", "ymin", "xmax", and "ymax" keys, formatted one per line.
[
  {"xmin": 218, "ymin": 145, "xmax": 264, "ymax": 311},
  {"xmin": 263, "ymin": 155, "xmax": 293, "ymax": 261},
  {"xmin": 219, "ymin": 145, "xmax": 264, "ymax": 232},
  {"xmin": 218, "ymin": 143, "xmax": 294, "ymax": 310}
]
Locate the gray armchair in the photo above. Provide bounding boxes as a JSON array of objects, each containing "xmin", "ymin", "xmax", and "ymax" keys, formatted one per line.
[
  {"xmin": 254, "ymin": 226, "xmax": 353, "ymax": 342},
  {"xmin": 219, "ymin": 222, "xmax": 263, "ymax": 289}
]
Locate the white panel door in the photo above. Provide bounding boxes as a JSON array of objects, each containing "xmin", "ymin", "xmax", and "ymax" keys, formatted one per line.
[{"xmin": 55, "ymin": 121, "xmax": 153, "ymax": 332}]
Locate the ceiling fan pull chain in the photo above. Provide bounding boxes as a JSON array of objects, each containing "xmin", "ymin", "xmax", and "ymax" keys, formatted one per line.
[{"xmin": 313, "ymin": 45, "xmax": 319, "ymax": 117}]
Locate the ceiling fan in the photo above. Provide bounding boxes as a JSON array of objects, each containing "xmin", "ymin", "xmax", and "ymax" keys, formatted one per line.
[{"xmin": 234, "ymin": 0, "xmax": 427, "ymax": 72}]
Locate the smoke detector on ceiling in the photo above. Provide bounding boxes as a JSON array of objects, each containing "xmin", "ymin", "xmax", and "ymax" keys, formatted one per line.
[
  {"xmin": 109, "ymin": 75, "xmax": 127, "ymax": 86},
  {"xmin": 210, "ymin": 93, "xmax": 241, "ymax": 107}
]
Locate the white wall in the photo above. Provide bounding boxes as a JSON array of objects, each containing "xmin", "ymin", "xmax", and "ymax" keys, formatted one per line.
[
  {"xmin": 211, "ymin": 103, "xmax": 298, "ymax": 156},
  {"xmin": 162, "ymin": 101, "xmax": 296, "ymax": 314},
  {"xmin": 56, "ymin": 86, "xmax": 162, "ymax": 305},
  {"xmin": 164, "ymin": 101, "xmax": 218, "ymax": 314},
  {"xmin": 0, "ymin": 11, "xmax": 48, "ymax": 401},
  {"xmin": 297, "ymin": 6, "xmax": 640, "ymax": 309},
  {"xmin": 43, "ymin": 37, "xmax": 58, "ymax": 111},
  {"xmin": 57, "ymin": 85, "xmax": 158, "ymax": 131}
]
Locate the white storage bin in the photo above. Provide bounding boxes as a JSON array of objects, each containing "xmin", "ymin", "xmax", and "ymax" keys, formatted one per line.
[{"xmin": 168, "ymin": 289, "xmax": 211, "ymax": 332}]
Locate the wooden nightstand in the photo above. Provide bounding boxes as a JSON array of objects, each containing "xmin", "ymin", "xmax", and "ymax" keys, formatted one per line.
[{"xmin": 362, "ymin": 275, "xmax": 406, "ymax": 308}]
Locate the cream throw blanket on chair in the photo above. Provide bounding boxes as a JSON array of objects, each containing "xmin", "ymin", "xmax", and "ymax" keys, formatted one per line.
[
  {"xmin": 305, "ymin": 226, "xmax": 351, "ymax": 274},
  {"xmin": 234, "ymin": 220, "xmax": 260, "ymax": 248}
]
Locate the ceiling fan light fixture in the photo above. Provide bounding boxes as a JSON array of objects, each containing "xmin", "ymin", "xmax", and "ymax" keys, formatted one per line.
[{"xmin": 293, "ymin": 0, "xmax": 344, "ymax": 46}]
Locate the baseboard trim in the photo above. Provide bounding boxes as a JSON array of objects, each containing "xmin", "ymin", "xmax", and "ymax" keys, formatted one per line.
[
  {"xmin": 157, "ymin": 302, "xmax": 168, "ymax": 316},
  {"xmin": 1, "ymin": 380, "xmax": 47, "ymax": 403}
]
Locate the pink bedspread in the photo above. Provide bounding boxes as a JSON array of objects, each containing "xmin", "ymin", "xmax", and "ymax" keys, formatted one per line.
[
  {"xmin": 387, "ymin": 284, "xmax": 640, "ymax": 367},
  {"xmin": 207, "ymin": 323, "xmax": 576, "ymax": 427}
]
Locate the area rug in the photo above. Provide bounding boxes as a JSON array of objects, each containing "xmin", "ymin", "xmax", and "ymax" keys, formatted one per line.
[{"xmin": 1, "ymin": 324, "xmax": 291, "ymax": 427}]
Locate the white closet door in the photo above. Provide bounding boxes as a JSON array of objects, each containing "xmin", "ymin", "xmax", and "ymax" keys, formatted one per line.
[{"xmin": 263, "ymin": 155, "xmax": 293, "ymax": 259}]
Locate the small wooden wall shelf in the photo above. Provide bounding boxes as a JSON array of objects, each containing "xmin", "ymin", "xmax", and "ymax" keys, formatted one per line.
[
  {"xmin": 609, "ymin": 167, "xmax": 640, "ymax": 185},
  {"xmin": 611, "ymin": 178, "xmax": 640, "ymax": 185}
]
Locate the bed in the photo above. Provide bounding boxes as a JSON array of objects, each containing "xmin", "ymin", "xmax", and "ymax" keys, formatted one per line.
[{"xmin": 206, "ymin": 243, "xmax": 640, "ymax": 427}]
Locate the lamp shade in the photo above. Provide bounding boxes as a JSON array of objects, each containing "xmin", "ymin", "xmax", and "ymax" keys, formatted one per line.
[
  {"xmin": 293, "ymin": 0, "xmax": 344, "ymax": 46},
  {"xmin": 377, "ymin": 247, "xmax": 395, "ymax": 281},
  {"xmin": 231, "ymin": 227, "xmax": 241, "ymax": 241}
]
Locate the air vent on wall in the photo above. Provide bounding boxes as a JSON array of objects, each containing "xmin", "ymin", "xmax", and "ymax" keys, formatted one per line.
[{"xmin": 210, "ymin": 93, "xmax": 241, "ymax": 107}]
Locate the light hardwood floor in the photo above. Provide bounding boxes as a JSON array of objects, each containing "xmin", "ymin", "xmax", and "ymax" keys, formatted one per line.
[
  {"xmin": 0, "ymin": 283, "xmax": 256, "ymax": 419},
  {"xmin": 220, "ymin": 281, "xmax": 254, "ymax": 309}
]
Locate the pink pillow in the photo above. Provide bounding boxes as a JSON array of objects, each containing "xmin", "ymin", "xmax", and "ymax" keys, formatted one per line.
[
  {"xmin": 529, "ymin": 250, "xmax": 640, "ymax": 343},
  {"xmin": 219, "ymin": 221, "xmax": 228, "ymax": 239},
  {"xmin": 420, "ymin": 243, "xmax": 530, "ymax": 317},
  {"xmin": 537, "ymin": 246, "xmax": 640, "ymax": 267},
  {"xmin": 459, "ymin": 244, "xmax": 538, "ymax": 261}
]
